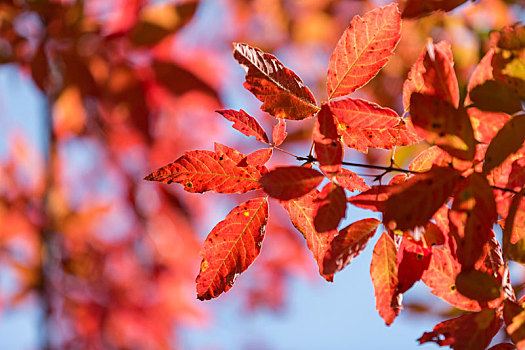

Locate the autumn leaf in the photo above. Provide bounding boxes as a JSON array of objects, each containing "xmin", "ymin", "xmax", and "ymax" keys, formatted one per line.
[
  {"xmin": 410, "ymin": 93, "xmax": 476, "ymax": 160},
  {"xmin": 483, "ymin": 114, "xmax": 525, "ymax": 173},
  {"xmin": 403, "ymin": 41, "xmax": 459, "ymax": 109},
  {"xmin": 313, "ymin": 182, "xmax": 346, "ymax": 233},
  {"xmin": 281, "ymin": 190, "xmax": 336, "ymax": 281},
  {"xmin": 259, "ymin": 166, "xmax": 324, "ymax": 200},
  {"xmin": 418, "ymin": 309, "xmax": 502, "ymax": 349},
  {"xmin": 401, "ymin": 0, "xmax": 468, "ymax": 18},
  {"xmin": 503, "ymin": 300, "xmax": 525, "ymax": 349},
  {"xmin": 314, "ymin": 104, "xmax": 343, "ymax": 174},
  {"xmin": 144, "ymin": 143, "xmax": 264, "ymax": 193},
  {"xmin": 370, "ymin": 232, "xmax": 401, "ymax": 326},
  {"xmin": 329, "ymin": 98, "xmax": 419, "ymax": 153},
  {"xmin": 383, "ymin": 166, "xmax": 461, "ymax": 231},
  {"xmin": 242, "ymin": 148, "xmax": 273, "ymax": 167},
  {"xmin": 216, "ymin": 109, "xmax": 269, "ymax": 144},
  {"xmin": 396, "ymin": 238, "xmax": 431, "ymax": 294},
  {"xmin": 233, "ymin": 43, "xmax": 318, "ymax": 120},
  {"xmin": 409, "ymin": 146, "xmax": 451, "ymax": 172},
  {"xmin": 421, "ymin": 246, "xmax": 482, "ymax": 311},
  {"xmin": 196, "ymin": 197, "xmax": 269, "ymax": 300},
  {"xmin": 348, "ymin": 185, "xmax": 393, "ymax": 212},
  {"xmin": 455, "ymin": 269, "xmax": 502, "ymax": 303},
  {"xmin": 272, "ymin": 119, "xmax": 287, "ymax": 146},
  {"xmin": 334, "ymin": 168, "xmax": 369, "ymax": 192},
  {"xmin": 469, "ymin": 80, "xmax": 522, "ymax": 115},
  {"xmin": 323, "ymin": 218, "xmax": 380, "ymax": 276},
  {"xmin": 327, "ymin": 3, "xmax": 401, "ymax": 99}
]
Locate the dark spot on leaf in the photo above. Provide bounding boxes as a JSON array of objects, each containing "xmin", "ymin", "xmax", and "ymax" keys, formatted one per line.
[
  {"xmin": 450, "ymin": 285, "xmax": 456, "ymax": 292},
  {"xmin": 219, "ymin": 156, "xmax": 224, "ymax": 161},
  {"xmin": 416, "ymin": 253, "xmax": 424, "ymax": 260},
  {"xmin": 186, "ymin": 182, "xmax": 193, "ymax": 188}
]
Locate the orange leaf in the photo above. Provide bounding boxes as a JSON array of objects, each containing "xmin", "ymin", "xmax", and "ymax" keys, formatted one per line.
[
  {"xmin": 327, "ymin": 3, "xmax": 401, "ymax": 99},
  {"xmin": 403, "ymin": 41, "xmax": 459, "ymax": 109},
  {"xmin": 483, "ymin": 114, "xmax": 525, "ymax": 173},
  {"xmin": 281, "ymin": 190, "xmax": 336, "ymax": 281},
  {"xmin": 370, "ymin": 232, "xmax": 401, "ymax": 326},
  {"xmin": 196, "ymin": 197, "xmax": 269, "ymax": 300},
  {"xmin": 503, "ymin": 300, "xmax": 525, "ymax": 349},
  {"xmin": 260, "ymin": 166, "xmax": 324, "ymax": 200},
  {"xmin": 410, "ymin": 93, "xmax": 476, "ymax": 160},
  {"xmin": 144, "ymin": 143, "xmax": 264, "ymax": 194},
  {"xmin": 323, "ymin": 218, "xmax": 380, "ymax": 276},
  {"xmin": 216, "ymin": 109, "xmax": 269, "ymax": 144},
  {"xmin": 330, "ymin": 98, "xmax": 419, "ymax": 153},
  {"xmin": 272, "ymin": 119, "xmax": 287, "ymax": 146},
  {"xmin": 314, "ymin": 105, "xmax": 343, "ymax": 174},
  {"xmin": 233, "ymin": 43, "xmax": 318, "ymax": 120},
  {"xmin": 383, "ymin": 167, "xmax": 461, "ymax": 231},
  {"xmin": 334, "ymin": 168, "xmax": 369, "ymax": 192},
  {"xmin": 418, "ymin": 309, "xmax": 502, "ymax": 349},
  {"xmin": 313, "ymin": 182, "xmax": 346, "ymax": 233},
  {"xmin": 469, "ymin": 80, "xmax": 522, "ymax": 115},
  {"xmin": 401, "ymin": 0, "xmax": 468, "ymax": 18}
]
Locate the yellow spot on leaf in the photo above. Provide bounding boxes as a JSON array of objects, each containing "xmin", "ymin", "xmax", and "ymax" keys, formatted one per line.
[{"xmin": 243, "ymin": 211, "xmax": 250, "ymax": 217}]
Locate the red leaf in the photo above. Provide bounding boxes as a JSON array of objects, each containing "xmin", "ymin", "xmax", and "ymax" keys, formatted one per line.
[
  {"xmin": 401, "ymin": 0, "xmax": 468, "ymax": 18},
  {"xmin": 455, "ymin": 268, "xmax": 502, "ymax": 303},
  {"xmin": 323, "ymin": 218, "xmax": 380, "ymax": 275},
  {"xmin": 348, "ymin": 185, "xmax": 392, "ymax": 212},
  {"xmin": 216, "ymin": 109, "xmax": 269, "ymax": 144},
  {"xmin": 327, "ymin": 3, "xmax": 401, "ymax": 99},
  {"xmin": 330, "ymin": 98, "xmax": 419, "ymax": 153},
  {"xmin": 272, "ymin": 119, "xmax": 287, "ymax": 146},
  {"xmin": 418, "ymin": 309, "xmax": 502, "ymax": 349},
  {"xmin": 145, "ymin": 143, "xmax": 264, "ymax": 193},
  {"xmin": 396, "ymin": 238, "xmax": 431, "ymax": 294},
  {"xmin": 334, "ymin": 168, "xmax": 369, "ymax": 192},
  {"xmin": 313, "ymin": 182, "xmax": 347, "ymax": 233},
  {"xmin": 409, "ymin": 146, "xmax": 451, "ymax": 172},
  {"xmin": 421, "ymin": 246, "xmax": 482, "ymax": 311},
  {"xmin": 410, "ymin": 93, "xmax": 476, "ymax": 160},
  {"xmin": 483, "ymin": 114, "xmax": 525, "ymax": 173},
  {"xmin": 196, "ymin": 197, "xmax": 269, "ymax": 300},
  {"xmin": 469, "ymin": 80, "xmax": 522, "ymax": 115},
  {"xmin": 503, "ymin": 300, "xmax": 525, "ymax": 348},
  {"xmin": 281, "ymin": 190, "xmax": 336, "ymax": 281},
  {"xmin": 403, "ymin": 41, "xmax": 459, "ymax": 109},
  {"xmin": 233, "ymin": 43, "xmax": 318, "ymax": 120},
  {"xmin": 370, "ymin": 232, "xmax": 401, "ymax": 326},
  {"xmin": 243, "ymin": 148, "xmax": 273, "ymax": 167},
  {"xmin": 259, "ymin": 166, "xmax": 324, "ymax": 200},
  {"xmin": 314, "ymin": 105, "xmax": 343, "ymax": 174},
  {"xmin": 383, "ymin": 167, "xmax": 461, "ymax": 231}
]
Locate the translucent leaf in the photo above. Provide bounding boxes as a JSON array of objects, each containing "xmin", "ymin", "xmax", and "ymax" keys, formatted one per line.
[
  {"xmin": 401, "ymin": 0, "xmax": 468, "ymax": 18},
  {"xmin": 260, "ymin": 166, "xmax": 324, "ymax": 200},
  {"xmin": 483, "ymin": 114, "xmax": 525, "ymax": 173},
  {"xmin": 334, "ymin": 168, "xmax": 369, "ymax": 192},
  {"xmin": 314, "ymin": 105, "xmax": 343, "ymax": 174},
  {"xmin": 196, "ymin": 197, "xmax": 269, "ymax": 300},
  {"xmin": 397, "ymin": 238, "xmax": 431, "ymax": 294},
  {"xmin": 503, "ymin": 300, "xmax": 525, "ymax": 348},
  {"xmin": 455, "ymin": 269, "xmax": 502, "ymax": 303},
  {"xmin": 272, "ymin": 119, "xmax": 287, "ymax": 146},
  {"xmin": 313, "ymin": 182, "xmax": 346, "ymax": 233},
  {"xmin": 216, "ymin": 109, "xmax": 269, "ymax": 144}
]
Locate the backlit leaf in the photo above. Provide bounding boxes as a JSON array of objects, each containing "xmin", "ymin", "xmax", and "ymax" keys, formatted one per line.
[
  {"xmin": 334, "ymin": 168, "xmax": 369, "ymax": 192},
  {"xmin": 397, "ymin": 238, "xmax": 431, "ymax": 294},
  {"xmin": 348, "ymin": 185, "xmax": 392, "ymax": 212},
  {"xmin": 370, "ymin": 232, "xmax": 401, "ymax": 326},
  {"xmin": 503, "ymin": 300, "xmax": 525, "ymax": 348},
  {"xmin": 196, "ymin": 197, "xmax": 269, "ymax": 300},
  {"xmin": 401, "ymin": 0, "xmax": 468, "ymax": 18},
  {"xmin": 410, "ymin": 93, "xmax": 476, "ymax": 160},
  {"xmin": 455, "ymin": 269, "xmax": 502, "ymax": 303},
  {"xmin": 216, "ymin": 109, "xmax": 269, "ymax": 144},
  {"xmin": 243, "ymin": 148, "xmax": 273, "ymax": 167},
  {"xmin": 422, "ymin": 246, "xmax": 482, "ymax": 311},
  {"xmin": 330, "ymin": 98, "xmax": 419, "ymax": 153},
  {"xmin": 418, "ymin": 309, "xmax": 502, "ymax": 349},
  {"xmin": 409, "ymin": 146, "xmax": 451, "ymax": 172},
  {"xmin": 281, "ymin": 190, "xmax": 336, "ymax": 281},
  {"xmin": 469, "ymin": 80, "xmax": 522, "ymax": 115},
  {"xmin": 259, "ymin": 166, "xmax": 324, "ymax": 200},
  {"xmin": 483, "ymin": 114, "xmax": 525, "ymax": 173},
  {"xmin": 327, "ymin": 3, "xmax": 401, "ymax": 99},
  {"xmin": 314, "ymin": 105, "xmax": 343, "ymax": 174},
  {"xmin": 323, "ymin": 218, "xmax": 380, "ymax": 275},
  {"xmin": 233, "ymin": 43, "xmax": 318, "ymax": 120},
  {"xmin": 313, "ymin": 182, "xmax": 346, "ymax": 233},
  {"xmin": 272, "ymin": 119, "xmax": 287, "ymax": 146},
  {"xmin": 383, "ymin": 167, "xmax": 461, "ymax": 231},
  {"xmin": 144, "ymin": 143, "xmax": 264, "ymax": 193},
  {"xmin": 403, "ymin": 41, "xmax": 459, "ymax": 109}
]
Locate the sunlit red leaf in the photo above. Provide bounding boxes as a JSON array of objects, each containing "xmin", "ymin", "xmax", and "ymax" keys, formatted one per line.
[
  {"xmin": 281, "ymin": 190, "xmax": 336, "ymax": 281},
  {"xmin": 259, "ymin": 166, "xmax": 324, "ymax": 200},
  {"xmin": 421, "ymin": 246, "xmax": 481, "ymax": 311},
  {"xmin": 409, "ymin": 146, "xmax": 451, "ymax": 172},
  {"xmin": 314, "ymin": 105, "xmax": 342, "ymax": 174},
  {"xmin": 330, "ymin": 98, "xmax": 419, "ymax": 153},
  {"xmin": 348, "ymin": 185, "xmax": 392, "ymax": 212},
  {"xmin": 313, "ymin": 182, "xmax": 346, "ymax": 233},
  {"xmin": 418, "ymin": 309, "xmax": 502, "ymax": 349},
  {"xmin": 233, "ymin": 43, "xmax": 318, "ymax": 120},
  {"xmin": 403, "ymin": 41, "xmax": 459, "ymax": 109},
  {"xmin": 243, "ymin": 148, "xmax": 273, "ymax": 167},
  {"xmin": 196, "ymin": 197, "xmax": 269, "ymax": 300},
  {"xmin": 216, "ymin": 109, "xmax": 269, "ymax": 144},
  {"xmin": 272, "ymin": 119, "xmax": 287, "ymax": 146},
  {"xmin": 396, "ymin": 238, "xmax": 431, "ymax": 294},
  {"xmin": 327, "ymin": 3, "xmax": 401, "ymax": 99},
  {"xmin": 410, "ymin": 93, "xmax": 476, "ymax": 160},
  {"xmin": 383, "ymin": 167, "xmax": 461, "ymax": 231},
  {"xmin": 503, "ymin": 300, "xmax": 525, "ymax": 349},
  {"xmin": 370, "ymin": 232, "xmax": 401, "ymax": 326},
  {"xmin": 334, "ymin": 168, "xmax": 369, "ymax": 192},
  {"xmin": 455, "ymin": 269, "xmax": 502, "ymax": 303},
  {"xmin": 401, "ymin": 0, "xmax": 468, "ymax": 18},
  {"xmin": 323, "ymin": 218, "xmax": 380, "ymax": 276},
  {"xmin": 483, "ymin": 114, "xmax": 525, "ymax": 173},
  {"xmin": 144, "ymin": 143, "xmax": 264, "ymax": 193}
]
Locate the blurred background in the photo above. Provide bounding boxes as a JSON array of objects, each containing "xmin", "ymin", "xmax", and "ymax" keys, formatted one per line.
[{"xmin": 0, "ymin": 0, "xmax": 524, "ymax": 349}]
